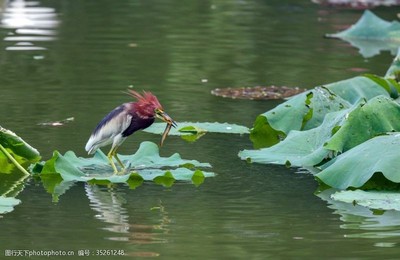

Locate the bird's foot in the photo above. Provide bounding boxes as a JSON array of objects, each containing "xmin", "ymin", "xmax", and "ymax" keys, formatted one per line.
[{"xmin": 113, "ymin": 167, "xmax": 129, "ymax": 176}]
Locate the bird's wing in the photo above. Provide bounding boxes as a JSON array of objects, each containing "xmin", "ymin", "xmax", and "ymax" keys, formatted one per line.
[{"xmin": 85, "ymin": 104, "xmax": 132, "ymax": 154}]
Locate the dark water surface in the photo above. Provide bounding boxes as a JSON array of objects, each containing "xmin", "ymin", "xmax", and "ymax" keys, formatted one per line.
[{"xmin": 1, "ymin": 0, "xmax": 400, "ymax": 259}]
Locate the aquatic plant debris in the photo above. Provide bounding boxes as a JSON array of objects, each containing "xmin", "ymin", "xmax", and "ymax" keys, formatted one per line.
[
  {"xmin": 211, "ymin": 86, "xmax": 306, "ymax": 100},
  {"xmin": 37, "ymin": 117, "xmax": 74, "ymax": 126}
]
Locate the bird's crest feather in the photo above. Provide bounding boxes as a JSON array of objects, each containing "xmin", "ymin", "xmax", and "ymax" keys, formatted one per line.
[{"xmin": 127, "ymin": 90, "xmax": 163, "ymax": 109}]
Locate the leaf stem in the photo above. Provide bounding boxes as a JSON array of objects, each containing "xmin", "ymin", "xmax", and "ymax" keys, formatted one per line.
[{"xmin": 0, "ymin": 144, "xmax": 30, "ymax": 176}]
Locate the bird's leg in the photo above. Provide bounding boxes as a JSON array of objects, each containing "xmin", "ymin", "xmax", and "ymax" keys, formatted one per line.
[
  {"xmin": 108, "ymin": 146, "xmax": 127, "ymax": 175},
  {"xmin": 107, "ymin": 148, "xmax": 119, "ymax": 174},
  {"xmin": 114, "ymin": 153, "xmax": 125, "ymax": 170}
]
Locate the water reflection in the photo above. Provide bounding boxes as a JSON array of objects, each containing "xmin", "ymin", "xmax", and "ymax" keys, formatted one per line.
[
  {"xmin": 85, "ymin": 184, "xmax": 170, "ymax": 245},
  {"xmin": 0, "ymin": 0, "xmax": 58, "ymax": 51},
  {"xmin": 329, "ymin": 37, "xmax": 399, "ymax": 58},
  {"xmin": 0, "ymin": 171, "xmax": 28, "ymax": 214},
  {"xmin": 318, "ymin": 189, "xmax": 400, "ymax": 240}
]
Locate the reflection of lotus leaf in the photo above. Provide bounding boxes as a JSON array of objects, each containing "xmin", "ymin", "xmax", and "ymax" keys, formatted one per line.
[
  {"xmin": 317, "ymin": 189, "xmax": 400, "ymax": 238},
  {"xmin": 326, "ymin": 10, "xmax": 400, "ymax": 57},
  {"xmin": 313, "ymin": 0, "xmax": 400, "ymax": 8},
  {"xmin": 0, "ymin": 196, "xmax": 21, "ymax": 214}
]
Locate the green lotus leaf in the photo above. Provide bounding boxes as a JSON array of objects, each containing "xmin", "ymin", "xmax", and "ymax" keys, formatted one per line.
[
  {"xmin": 325, "ymin": 96, "xmax": 400, "ymax": 153},
  {"xmin": 242, "ymin": 95, "xmax": 400, "ymax": 186},
  {"xmin": 178, "ymin": 125, "xmax": 207, "ymax": 134},
  {"xmin": 242, "ymin": 52, "xmax": 400, "ymax": 191},
  {"xmin": 240, "ymin": 109, "xmax": 348, "ymax": 167},
  {"xmin": 331, "ymin": 190, "xmax": 400, "ymax": 211},
  {"xmin": 250, "ymin": 76, "xmax": 390, "ymax": 148},
  {"xmin": 180, "ymin": 132, "xmax": 207, "ymax": 142},
  {"xmin": 326, "ymin": 10, "xmax": 400, "ymax": 58},
  {"xmin": 317, "ymin": 134, "xmax": 400, "ymax": 189},
  {"xmin": 0, "ymin": 126, "xmax": 40, "ymax": 162},
  {"xmin": 250, "ymin": 91, "xmax": 310, "ymax": 148},
  {"xmin": 154, "ymin": 171, "xmax": 175, "ymax": 187},
  {"xmin": 0, "ymin": 126, "xmax": 41, "ymax": 174},
  {"xmin": 362, "ymin": 74, "xmax": 400, "ymax": 99},
  {"xmin": 144, "ymin": 122, "xmax": 249, "ymax": 136},
  {"xmin": 126, "ymin": 173, "xmax": 144, "ymax": 189},
  {"xmin": 32, "ymin": 141, "xmax": 215, "ymax": 191},
  {"xmin": 385, "ymin": 48, "xmax": 400, "ymax": 81},
  {"xmin": 191, "ymin": 170, "xmax": 205, "ymax": 187}
]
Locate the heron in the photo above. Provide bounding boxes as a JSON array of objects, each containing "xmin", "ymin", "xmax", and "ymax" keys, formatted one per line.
[{"xmin": 85, "ymin": 90, "xmax": 176, "ymax": 174}]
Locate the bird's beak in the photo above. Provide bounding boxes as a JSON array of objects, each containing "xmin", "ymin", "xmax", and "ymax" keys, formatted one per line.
[
  {"xmin": 155, "ymin": 109, "xmax": 177, "ymax": 146},
  {"xmin": 155, "ymin": 109, "xmax": 177, "ymax": 128}
]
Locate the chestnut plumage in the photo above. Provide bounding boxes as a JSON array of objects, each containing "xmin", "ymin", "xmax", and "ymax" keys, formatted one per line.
[{"xmin": 85, "ymin": 90, "xmax": 176, "ymax": 174}]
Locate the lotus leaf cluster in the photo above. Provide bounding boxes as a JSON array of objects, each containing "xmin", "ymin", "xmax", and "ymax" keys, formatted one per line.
[{"xmin": 240, "ymin": 48, "xmax": 400, "ymax": 195}]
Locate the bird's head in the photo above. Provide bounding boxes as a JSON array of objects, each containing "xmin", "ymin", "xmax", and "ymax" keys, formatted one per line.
[
  {"xmin": 128, "ymin": 89, "xmax": 177, "ymax": 126},
  {"xmin": 128, "ymin": 90, "xmax": 177, "ymax": 146}
]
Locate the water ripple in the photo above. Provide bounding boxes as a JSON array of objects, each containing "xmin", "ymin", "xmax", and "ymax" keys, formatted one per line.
[{"xmin": 0, "ymin": 0, "xmax": 59, "ymax": 51}]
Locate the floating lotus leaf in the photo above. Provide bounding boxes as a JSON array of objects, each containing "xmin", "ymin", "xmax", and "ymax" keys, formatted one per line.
[
  {"xmin": 242, "ymin": 95, "xmax": 400, "ymax": 168},
  {"xmin": 32, "ymin": 141, "xmax": 215, "ymax": 196},
  {"xmin": 250, "ymin": 76, "xmax": 389, "ymax": 148},
  {"xmin": 245, "ymin": 95, "xmax": 400, "ymax": 179},
  {"xmin": 240, "ymin": 109, "xmax": 348, "ymax": 167},
  {"xmin": 317, "ymin": 134, "xmax": 400, "ymax": 189},
  {"xmin": 242, "ymin": 50, "xmax": 400, "ymax": 191},
  {"xmin": 326, "ymin": 10, "xmax": 400, "ymax": 58},
  {"xmin": 144, "ymin": 122, "xmax": 249, "ymax": 136},
  {"xmin": 331, "ymin": 190, "xmax": 400, "ymax": 211},
  {"xmin": 325, "ymin": 96, "xmax": 400, "ymax": 153}
]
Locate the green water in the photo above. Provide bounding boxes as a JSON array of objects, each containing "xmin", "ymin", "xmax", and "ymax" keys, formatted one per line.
[{"xmin": 0, "ymin": 0, "xmax": 400, "ymax": 259}]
